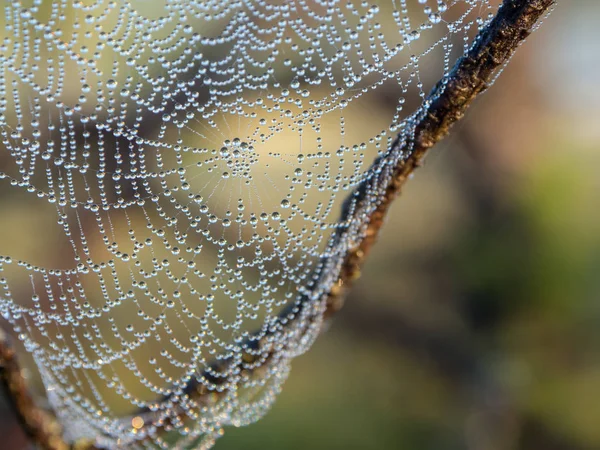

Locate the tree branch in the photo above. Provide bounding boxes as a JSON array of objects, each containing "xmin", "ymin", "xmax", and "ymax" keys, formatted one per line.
[
  {"xmin": 0, "ymin": 0, "xmax": 554, "ymax": 449},
  {"xmin": 326, "ymin": 0, "xmax": 554, "ymax": 317},
  {"xmin": 0, "ymin": 331, "xmax": 70, "ymax": 450}
]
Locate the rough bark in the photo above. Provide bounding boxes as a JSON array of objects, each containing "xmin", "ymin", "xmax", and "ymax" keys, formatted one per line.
[
  {"xmin": 326, "ymin": 0, "xmax": 555, "ymax": 317},
  {"xmin": 0, "ymin": 0, "xmax": 555, "ymax": 448}
]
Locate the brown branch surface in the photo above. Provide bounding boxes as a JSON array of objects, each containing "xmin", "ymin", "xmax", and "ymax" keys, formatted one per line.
[
  {"xmin": 0, "ymin": 0, "xmax": 554, "ymax": 449},
  {"xmin": 325, "ymin": 0, "xmax": 554, "ymax": 317},
  {"xmin": 0, "ymin": 331, "xmax": 69, "ymax": 450}
]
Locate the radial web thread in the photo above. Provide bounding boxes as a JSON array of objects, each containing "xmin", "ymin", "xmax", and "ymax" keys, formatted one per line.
[{"xmin": 0, "ymin": 1, "xmax": 496, "ymax": 448}]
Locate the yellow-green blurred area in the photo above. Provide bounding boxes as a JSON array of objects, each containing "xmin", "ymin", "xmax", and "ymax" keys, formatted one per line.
[{"xmin": 1, "ymin": 1, "xmax": 600, "ymax": 449}]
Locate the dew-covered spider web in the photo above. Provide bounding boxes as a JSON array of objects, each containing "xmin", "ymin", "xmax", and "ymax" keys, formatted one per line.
[{"xmin": 0, "ymin": 0, "xmax": 498, "ymax": 448}]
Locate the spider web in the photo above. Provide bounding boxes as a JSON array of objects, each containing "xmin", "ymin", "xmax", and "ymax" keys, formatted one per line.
[{"xmin": 0, "ymin": 0, "xmax": 495, "ymax": 448}]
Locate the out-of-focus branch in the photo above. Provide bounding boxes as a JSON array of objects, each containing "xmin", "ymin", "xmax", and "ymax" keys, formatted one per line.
[
  {"xmin": 0, "ymin": 331, "xmax": 70, "ymax": 450},
  {"xmin": 0, "ymin": 1, "xmax": 554, "ymax": 449},
  {"xmin": 340, "ymin": 300, "xmax": 586, "ymax": 450}
]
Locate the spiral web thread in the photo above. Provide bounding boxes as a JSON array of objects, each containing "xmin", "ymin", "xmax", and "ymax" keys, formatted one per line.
[{"xmin": 0, "ymin": 1, "xmax": 496, "ymax": 448}]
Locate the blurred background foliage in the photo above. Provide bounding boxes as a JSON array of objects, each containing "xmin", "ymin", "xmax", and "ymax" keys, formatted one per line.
[{"xmin": 2, "ymin": 1, "xmax": 600, "ymax": 449}]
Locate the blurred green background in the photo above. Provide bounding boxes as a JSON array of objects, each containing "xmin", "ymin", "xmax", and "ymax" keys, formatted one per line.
[{"xmin": 2, "ymin": 1, "xmax": 600, "ymax": 450}]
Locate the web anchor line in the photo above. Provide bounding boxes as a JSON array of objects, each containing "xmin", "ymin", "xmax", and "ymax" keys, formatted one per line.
[{"xmin": 0, "ymin": 0, "xmax": 554, "ymax": 448}]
